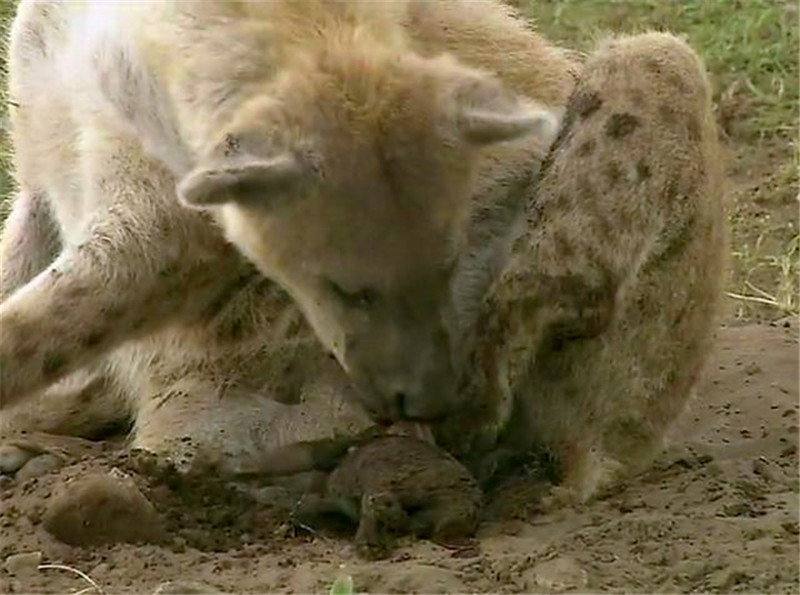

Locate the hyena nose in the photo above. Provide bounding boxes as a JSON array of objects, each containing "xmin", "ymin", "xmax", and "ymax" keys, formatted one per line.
[{"xmin": 390, "ymin": 385, "xmax": 449, "ymax": 421}]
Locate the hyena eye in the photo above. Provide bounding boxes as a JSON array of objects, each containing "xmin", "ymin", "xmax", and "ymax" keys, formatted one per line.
[{"xmin": 326, "ymin": 279, "xmax": 381, "ymax": 310}]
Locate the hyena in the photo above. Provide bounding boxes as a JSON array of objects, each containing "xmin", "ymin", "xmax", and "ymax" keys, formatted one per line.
[{"xmin": 0, "ymin": 0, "xmax": 724, "ymax": 502}]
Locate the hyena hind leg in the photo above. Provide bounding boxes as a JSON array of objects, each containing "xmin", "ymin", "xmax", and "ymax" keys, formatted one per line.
[{"xmin": 511, "ymin": 32, "xmax": 725, "ymax": 504}]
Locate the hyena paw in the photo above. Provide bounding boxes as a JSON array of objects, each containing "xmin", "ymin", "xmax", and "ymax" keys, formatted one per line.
[{"xmin": 0, "ymin": 433, "xmax": 104, "ymax": 482}]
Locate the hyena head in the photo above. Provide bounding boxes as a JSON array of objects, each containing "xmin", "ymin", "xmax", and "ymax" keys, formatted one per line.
[{"xmin": 178, "ymin": 49, "xmax": 557, "ymax": 422}]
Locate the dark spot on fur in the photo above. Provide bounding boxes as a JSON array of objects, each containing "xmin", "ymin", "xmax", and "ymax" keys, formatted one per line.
[
  {"xmin": 130, "ymin": 317, "xmax": 146, "ymax": 332},
  {"xmin": 555, "ymin": 193, "xmax": 572, "ymax": 208},
  {"xmin": 14, "ymin": 343, "xmax": 37, "ymax": 362},
  {"xmin": 538, "ymin": 86, "xmax": 601, "ymax": 178},
  {"xmin": 659, "ymin": 104, "xmax": 677, "ymax": 125},
  {"xmin": 104, "ymin": 304, "xmax": 125, "ymax": 320},
  {"xmin": 552, "ymin": 230, "xmax": 575, "ymax": 259},
  {"xmin": 532, "ymin": 265, "xmax": 618, "ymax": 351},
  {"xmin": 686, "ymin": 114, "xmax": 701, "ymax": 142},
  {"xmin": 539, "ymin": 114, "xmax": 575, "ymax": 176},
  {"xmin": 537, "ymin": 87, "xmax": 601, "ymax": 192},
  {"xmin": 636, "ymin": 160, "xmax": 651, "ymax": 180},
  {"xmin": 576, "ymin": 139, "xmax": 595, "ymax": 157},
  {"xmin": 646, "ymin": 57, "xmax": 662, "ymax": 74},
  {"xmin": 570, "ymin": 89, "xmax": 603, "ymax": 120},
  {"xmin": 223, "ymin": 134, "xmax": 241, "ymax": 157},
  {"xmin": 226, "ymin": 319, "xmax": 245, "ymax": 341},
  {"xmin": 606, "ymin": 162, "xmax": 622, "ymax": 187},
  {"xmin": 643, "ymin": 213, "xmax": 697, "ymax": 272},
  {"xmin": 577, "ymin": 175, "xmax": 596, "ymax": 200},
  {"xmin": 617, "ymin": 205, "xmax": 635, "ymax": 231},
  {"xmin": 605, "ymin": 113, "xmax": 639, "ymax": 139},
  {"xmin": 201, "ymin": 271, "xmax": 258, "ymax": 321},
  {"xmin": 65, "ymin": 284, "xmax": 90, "ymax": 301},
  {"xmin": 83, "ymin": 329, "xmax": 108, "ymax": 348},
  {"xmin": 42, "ymin": 352, "xmax": 68, "ymax": 378},
  {"xmin": 667, "ymin": 72, "xmax": 691, "ymax": 94},
  {"xmin": 664, "ymin": 179, "xmax": 680, "ymax": 203}
]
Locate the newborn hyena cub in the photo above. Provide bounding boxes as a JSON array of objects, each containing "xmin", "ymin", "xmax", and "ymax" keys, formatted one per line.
[{"xmin": 294, "ymin": 434, "xmax": 482, "ymax": 559}]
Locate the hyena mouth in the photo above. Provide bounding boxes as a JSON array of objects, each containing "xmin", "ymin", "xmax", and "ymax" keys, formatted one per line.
[{"xmin": 384, "ymin": 421, "xmax": 436, "ymax": 445}]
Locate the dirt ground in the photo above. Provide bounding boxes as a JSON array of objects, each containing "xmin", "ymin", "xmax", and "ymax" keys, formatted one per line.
[{"xmin": 1, "ymin": 322, "xmax": 797, "ymax": 595}]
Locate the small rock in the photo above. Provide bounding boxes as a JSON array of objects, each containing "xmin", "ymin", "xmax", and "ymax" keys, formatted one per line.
[
  {"xmin": 43, "ymin": 473, "xmax": 164, "ymax": 546},
  {"xmin": 677, "ymin": 559, "xmax": 709, "ymax": 582},
  {"xmin": 781, "ymin": 521, "xmax": 799, "ymax": 535},
  {"xmin": 252, "ymin": 485, "xmax": 292, "ymax": 506},
  {"xmin": 16, "ymin": 454, "xmax": 64, "ymax": 482},
  {"xmin": 743, "ymin": 362, "xmax": 761, "ymax": 375},
  {"xmin": 524, "ymin": 556, "xmax": 588, "ymax": 593},
  {"xmin": 153, "ymin": 580, "xmax": 222, "ymax": 594},
  {"xmin": 721, "ymin": 501, "xmax": 755, "ymax": 517},
  {"xmin": 752, "ymin": 457, "xmax": 782, "ymax": 483},
  {"xmin": 708, "ymin": 567, "xmax": 747, "ymax": 591},
  {"xmin": 0, "ymin": 446, "xmax": 35, "ymax": 474},
  {"xmin": 4, "ymin": 551, "xmax": 42, "ymax": 576}
]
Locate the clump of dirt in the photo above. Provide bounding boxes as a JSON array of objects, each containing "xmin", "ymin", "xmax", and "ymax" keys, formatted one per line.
[
  {"xmin": 43, "ymin": 471, "xmax": 164, "ymax": 546},
  {"xmin": 0, "ymin": 447, "xmax": 304, "ymax": 557}
]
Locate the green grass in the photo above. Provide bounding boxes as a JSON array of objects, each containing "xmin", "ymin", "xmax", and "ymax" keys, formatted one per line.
[
  {"xmin": 0, "ymin": 0, "xmax": 15, "ymax": 218},
  {"xmin": 524, "ymin": 0, "xmax": 798, "ymax": 142}
]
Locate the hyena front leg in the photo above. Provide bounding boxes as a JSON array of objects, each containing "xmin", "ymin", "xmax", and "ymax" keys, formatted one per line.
[
  {"xmin": 0, "ymin": 135, "xmax": 241, "ymax": 410},
  {"xmin": 0, "ymin": 189, "xmax": 126, "ymax": 476},
  {"xmin": 0, "ymin": 189, "xmax": 61, "ymax": 300}
]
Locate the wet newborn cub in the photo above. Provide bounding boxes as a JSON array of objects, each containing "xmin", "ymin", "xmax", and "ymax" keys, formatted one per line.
[{"xmin": 295, "ymin": 435, "xmax": 482, "ymax": 559}]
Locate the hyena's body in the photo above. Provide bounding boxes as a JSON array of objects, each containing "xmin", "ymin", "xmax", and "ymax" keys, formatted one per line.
[{"xmin": 0, "ymin": 0, "xmax": 725, "ymax": 500}]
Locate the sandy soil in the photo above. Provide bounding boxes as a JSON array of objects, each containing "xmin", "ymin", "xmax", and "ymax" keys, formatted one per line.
[{"xmin": 0, "ymin": 322, "xmax": 797, "ymax": 594}]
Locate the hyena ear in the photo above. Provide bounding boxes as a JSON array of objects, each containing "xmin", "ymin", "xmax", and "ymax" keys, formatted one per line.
[
  {"xmin": 176, "ymin": 154, "xmax": 304, "ymax": 208},
  {"xmin": 452, "ymin": 75, "xmax": 560, "ymax": 147}
]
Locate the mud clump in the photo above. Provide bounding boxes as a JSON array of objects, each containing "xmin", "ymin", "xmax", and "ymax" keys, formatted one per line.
[
  {"xmin": 295, "ymin": 435, "xmax": 482, "ymax": 559},
  {"xmin": 43, "ymin": 471, "xmax": 164, "ymax": 546}
]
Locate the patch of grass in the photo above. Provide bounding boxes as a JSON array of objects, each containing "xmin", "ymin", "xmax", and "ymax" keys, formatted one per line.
[
  {"xmin": 0, "ymin": 1, "xmax": 15, "ymax": 219},
  {"xmin": 329, "ymin": 567, "xmax": 355, "ymax": 595},
  {"xmin": 522, "ymin": 0, "xmax": 798, "ymax": 142}
]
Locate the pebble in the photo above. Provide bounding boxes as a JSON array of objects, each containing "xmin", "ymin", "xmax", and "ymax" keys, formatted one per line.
[
  {"xmin": 4, "ymin": 551, "xmax": 42, "ymax": 576},
  {"xmin": 152, "ymin": 580, "xmax": 222, "ymax": 594},
  {"xmin": 0, "ymin": 446, "xmax": 34, "ymax": 474},
  {"xmin": 708, "ymin": 567, "xmax": 747, "ymax": 591},
  {"xmin": 781, "ymin": 521, "xmax": 799, "ymax": 535},
  {"xmin": 743, "ymin": 362, "xmax": 761, "ymax": 375},
  {"xmin": 752, "ymin": 457, "xmax": 782, "ymax": 483},
  {"xmin": 523, "ymin": 556, "xmax": 588, "ymax": 593},
  {"xmin": 16, "ymin": 454, "xmax": 64, "ymax": 482},
  {"xmin": 43, "ymin": 473, "xmax": 164, "ymax": 546}
]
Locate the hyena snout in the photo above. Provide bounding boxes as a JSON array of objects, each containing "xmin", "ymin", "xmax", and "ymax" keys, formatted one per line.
[{"xmin": 347, "ymin": 332, "xmax": 458, "ymax": 422}]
